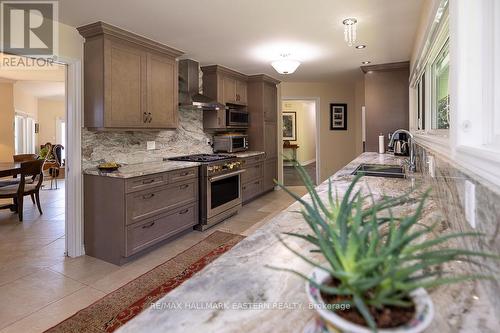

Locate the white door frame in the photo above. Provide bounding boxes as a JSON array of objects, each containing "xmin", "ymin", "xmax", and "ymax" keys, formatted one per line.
[
  {"xmin": 56, "ymin": 55, "xmax": 84, "ymax": 257},
  {"xmin": 281, "ymin": 97, "xmax": 321, "ymax": 185}
]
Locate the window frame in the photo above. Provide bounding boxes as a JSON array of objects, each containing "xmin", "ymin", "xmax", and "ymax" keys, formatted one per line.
[{"xmin": 411, "ymin": 0, "xmax": 500, "ymax": 187}]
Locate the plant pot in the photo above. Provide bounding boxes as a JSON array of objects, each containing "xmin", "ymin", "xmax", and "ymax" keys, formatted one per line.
[{"xmin": 306, "ymin": 267, "xmax": 434, "ymax": 333}]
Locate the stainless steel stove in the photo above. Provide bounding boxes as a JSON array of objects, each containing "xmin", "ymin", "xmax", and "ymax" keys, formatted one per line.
[{"xmin": 167, "ymin": 154, "xmax": 244, "ymax": 230}]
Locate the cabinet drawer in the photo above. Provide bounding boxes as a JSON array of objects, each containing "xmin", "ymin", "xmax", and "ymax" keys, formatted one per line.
[
  {"xmin": 242, "ymin": 162, "xmax": 263, "ymax": 184},
  {"xmin": 126, "ymin": 180, "xmax": 197, "ymax": 225},
  {"xmin": 243, "ymin": 154, "xmax": 265, "ymax": 166},
  {"xmin": 126, "ymin": 173, "xmax": 168, "ymax": 193},
  {"xmin": 125, "ymin": 204, "xmax": 197, "ymax": 256},
  {"xmin": 242, "ymin": 179, "xmax": 263, "ymax": 203},
  {"xmin": 168, "ymin": 167, "xmax": 198, "ymax": 183}
]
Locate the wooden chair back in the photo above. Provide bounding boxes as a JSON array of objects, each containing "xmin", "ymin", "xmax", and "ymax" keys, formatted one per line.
[
  {"xmin": 13, "ymin": 154, "xmax": 37, "ymax": 163},
  {"xmin": 18, "ymin": 160, "xmax": 45, "ymax": 194}
]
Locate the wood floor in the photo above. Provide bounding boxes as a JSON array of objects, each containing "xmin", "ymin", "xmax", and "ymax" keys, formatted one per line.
[
  {"xmin": 283, "ymin": 162, "xmax": 317, "ymax": 186},
  {"xmin": 0, "ymin": 183, "xmax": 305, "ymax": 332}
]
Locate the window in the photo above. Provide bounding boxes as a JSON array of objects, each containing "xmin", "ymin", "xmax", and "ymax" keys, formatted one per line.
[
  {"xmin": 14, "ymin": 113, "xmax": 36, "ymax": 154},
  {"xmin": 432, "ymin": 41, "xmax": 450, "ymax": 130}
]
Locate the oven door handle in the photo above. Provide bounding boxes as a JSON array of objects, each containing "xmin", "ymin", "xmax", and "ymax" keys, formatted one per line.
[{"xmin": 208, "ymin": 169, "xmax": 245, "ymax": 182}]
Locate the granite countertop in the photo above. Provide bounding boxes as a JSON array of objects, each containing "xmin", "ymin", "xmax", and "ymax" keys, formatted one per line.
[
  {"xmin": 83, "ymin": 160, "xmax": 201, "ymax": 178},
  {"xmin": 118, "ymin": 153, "xmax": 498, "ymax": 332}
]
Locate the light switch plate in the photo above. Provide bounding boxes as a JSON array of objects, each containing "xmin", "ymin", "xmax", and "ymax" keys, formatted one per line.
[
  {"xmin": 146, "ymin": 141, "xmax": 156, "ymax": 151},
  {"xmin": 464, "ymin": 180, "xmax": 476, "ymax": 228}
]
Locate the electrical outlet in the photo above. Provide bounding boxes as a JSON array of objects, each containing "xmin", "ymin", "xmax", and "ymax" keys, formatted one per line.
[
  {"xmin": 464, "ymin": 180, "xmax": 476, "ymax": 228},
  {"xmin": 146, "ymin": 141, "xmax": 156, "ymax": 151},
  {"xmin": 427, "ymin": 155, "xmax": 435, "ymax": 178}
]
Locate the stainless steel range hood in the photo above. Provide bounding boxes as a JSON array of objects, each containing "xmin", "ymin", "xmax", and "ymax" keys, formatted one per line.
[{"xmin": 179, "ymin": 59, "xmax": 225, "ymax": 110}]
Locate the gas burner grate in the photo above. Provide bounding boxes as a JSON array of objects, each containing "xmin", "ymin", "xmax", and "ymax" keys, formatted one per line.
[{"xmin": 166, "ymin": 154, "xmax": 236, "ymax": 163}]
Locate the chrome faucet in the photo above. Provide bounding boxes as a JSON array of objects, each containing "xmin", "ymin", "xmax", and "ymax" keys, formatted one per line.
[{"xmin": 388, "ymin": 129, "xmax": 416, "ymax": 172}]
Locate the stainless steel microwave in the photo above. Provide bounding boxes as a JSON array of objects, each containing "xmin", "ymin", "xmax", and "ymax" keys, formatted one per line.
[
  {"xmin": 213, "ymin": 134, "xmax": 249, "ymax": 153},
  {"xmin": 226, "ymin": 108, "xmax": 249, "ymax": 128}
]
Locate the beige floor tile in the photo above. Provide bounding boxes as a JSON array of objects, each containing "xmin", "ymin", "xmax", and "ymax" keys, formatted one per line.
[
  {"xmin": 0, "ymin": 269, "xmax": 84, "ymax": 329},
  {"xmin": 0, "ymin": 286, "xmax": 105, "ymax": 333},
  {"xmin": 48, "ymin": 255, "xmax": 120, "ymax": 285}
]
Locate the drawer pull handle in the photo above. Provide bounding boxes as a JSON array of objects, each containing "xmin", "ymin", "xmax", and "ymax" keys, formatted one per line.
[
  {"xmin": 142, "ymin": 193, "xmax": 155, "ymax": 200},
  {"xmin": 255, "ymin": 165, "xmax": 260, "ymax": 168},
  {"xmin": 142, "ymin": 222, "xmax": 155, "ymax": 229},
  {"xmin": 242, "ymin": 186, "xmax": 247, "ymax": 190},
  {"xmin": 179, "ymin": 208, "xmax": 189, "ymax": 215},
  {"xmin": 179, "ymin": 172, "xmax": 190, "ymax": 176},
  {"xmin": 254, "ymin": 181, "xmax": 260, "ymax": 185},
  {"xmin": 179, "ymin": 184, "xmax": 189, "ymax": 189},
  {"xmin": 142, "ymin": 179, "xmax": 155, "ymax": 184}
]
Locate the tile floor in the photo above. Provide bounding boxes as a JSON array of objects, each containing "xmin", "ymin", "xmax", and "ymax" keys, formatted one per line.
[{"xmin": 0, "ymin": 183, "xmax": 305, "ymax": 332}]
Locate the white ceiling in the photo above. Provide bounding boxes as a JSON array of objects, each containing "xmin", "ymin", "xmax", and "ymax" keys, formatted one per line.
[
  {"xmin": 60, "ymin": 0, "xmax": 423, "ymax": 81},
  {"xmin": 15, "ymin": 81, "xmax": 65, "ymax": 101}
]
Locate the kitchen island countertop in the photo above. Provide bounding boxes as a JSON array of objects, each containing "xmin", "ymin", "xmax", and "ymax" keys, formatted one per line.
[
  {"xmin": 118, "ymin": 152, "xmax": 498, "ymax": 333},
  {"xmin": 83, "ymin": 160, "xmax": 201, "ymax": 178}
]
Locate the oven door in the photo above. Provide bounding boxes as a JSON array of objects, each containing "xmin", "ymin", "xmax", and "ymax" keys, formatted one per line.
[
  {"xmin": 206, "ymin": 170, "xmax": 244, "ymax": 218},
  {"xmin": 226, "ymin": 109, "xmax": 249, "ymax": 128}
]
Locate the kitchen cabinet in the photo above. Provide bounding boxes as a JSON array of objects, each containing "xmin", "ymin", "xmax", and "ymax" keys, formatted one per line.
[
  {"xmin": 78, "ymin": 21, "xmax": 183, "ymax": 129},
  {"xmin": 247, "ymin": 74, "xmax": 281, "ymax": 192},
  {"xmin": 201, "ymin": 65, "xmax": 248, "ymax": 105},
  {"xmin": 241, "ymin": 154, "xmax": 265, "ymax": 203},
  {"xmin": 84, "ymin": 167, "xmax": 198, "ymax": 265}
]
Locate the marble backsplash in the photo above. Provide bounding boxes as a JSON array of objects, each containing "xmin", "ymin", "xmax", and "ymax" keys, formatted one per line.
[
  {"xmin": 415, "ymin": 143, "xmax": 500, "ymax": 318},
  {"xmin": 82, "ymin": 108, "xmax": 213, "ymax": 169}
]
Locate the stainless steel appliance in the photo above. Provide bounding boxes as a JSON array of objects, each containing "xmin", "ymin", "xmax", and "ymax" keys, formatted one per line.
[
  {"xmin": 213, "ymin": 134, "xmax": 249, "ymax": 153},
  {"xmin": 226, "ymin": 108, "xmax": 249, "ymax": 128},
  {"xmin": 178, "ymin": 59, "xmax": 225, "ymax": 111},
  {"xmin": 167, "ymin": 154, "xmax": 244, "ymax": 230}
]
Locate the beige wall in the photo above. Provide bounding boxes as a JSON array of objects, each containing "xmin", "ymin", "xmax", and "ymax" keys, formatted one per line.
[
  {"xmin": 364, "ymin": 67, "xmax": 410, "ymax": 152},
  {"xmin": 282, "ymin": 100, "xmax": 316, "ymax": 164},
  {"xmin": 0, "ymin": 83, "xmax": 14, "ymax": 162},
  {"xmin": 13, "ymin": 83, "xmax": 38, "ymax": 119},
  {"xmin": 38, "ymin": 99, "xmax": 65, "ymax": 145},
  {"xmin": 281, "ymin": 77, "xmax": 363, "ymax": 182}
]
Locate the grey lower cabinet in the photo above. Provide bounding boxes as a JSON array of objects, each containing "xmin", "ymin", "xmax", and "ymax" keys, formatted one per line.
[
  {"xmin": 241, "ymin": 154, "xmax": 266, "ymax": 203},
  {"xmin": 84, "ymin": 167, "xmax": 198, "ymax": 265}
]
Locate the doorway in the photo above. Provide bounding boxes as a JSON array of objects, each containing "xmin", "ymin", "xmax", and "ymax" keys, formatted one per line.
[{"xmin": 281, "ymin": 99, "xmax": 318, "ymax": 185}]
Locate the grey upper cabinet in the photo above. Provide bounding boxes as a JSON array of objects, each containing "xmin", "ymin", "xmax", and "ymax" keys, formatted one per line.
[
  {"xmin": 201, "ymin": 65, "xmax": 248, "ymax": 106},
  {"xmin": 78, "ymin": 22, "xmax": 183, "ymax": 129},
  {"xmin": 247, "ymin": 74, "xmax": 280, "ymax": 191}
]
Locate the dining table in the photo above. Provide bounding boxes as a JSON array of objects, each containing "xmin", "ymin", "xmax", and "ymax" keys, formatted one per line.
[
  {"xmin": 0, "ymin": 162, "xmax": 21, "ymax": 178},
  {"xmin": 0, "ymin": 162, "xmax": 21, "ymax": 211}
]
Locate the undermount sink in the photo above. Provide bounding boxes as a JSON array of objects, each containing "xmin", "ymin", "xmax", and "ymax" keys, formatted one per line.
[{"xmin": 352, "ymin": 163, "xmax": 406, "ymax": 179}]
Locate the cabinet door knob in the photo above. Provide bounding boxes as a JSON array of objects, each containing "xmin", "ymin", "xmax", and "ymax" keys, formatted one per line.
[
  {"xmin": 148, "ymin": 113, "xmax": 152, "ymax": 123},
  {"xmin": 143, "ymin": 112, "xmax": 148, "ymax": 123}
]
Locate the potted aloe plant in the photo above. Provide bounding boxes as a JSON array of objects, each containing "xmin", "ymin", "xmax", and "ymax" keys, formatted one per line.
[{"xmin": 272, "ymin": 162, "xmax": 498, "ymax": 333}]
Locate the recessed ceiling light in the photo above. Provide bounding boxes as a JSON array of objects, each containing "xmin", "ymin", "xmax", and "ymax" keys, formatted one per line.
[
  {"xmin": 355, "ymin": 45, "xmax": 366, "ymax": 49},
  {"xmin": 362, "ymin": 61, "xmax": 371, "ymax": 65}
]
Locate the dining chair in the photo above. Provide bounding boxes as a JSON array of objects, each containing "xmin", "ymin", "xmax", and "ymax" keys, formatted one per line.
[
  {"xmin": 0, "ymin": 159, "xmax": 45, "ymax": 221},
  {"xmin": 48, "ymin": 144, "xmax": 64, "ymax": 190},
  {"xmin": 0, "ymin": 154, "xmax": 38, "ymax": 189}
]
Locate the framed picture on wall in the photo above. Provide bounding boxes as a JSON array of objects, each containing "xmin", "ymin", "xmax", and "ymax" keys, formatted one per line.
[
  {"xmin": 282, "ymin": 112, "xmax": 297, "ymax": 141},
  {"xmin": 330, "ymin": 103, "xmax": 347, "ymax": 130}
]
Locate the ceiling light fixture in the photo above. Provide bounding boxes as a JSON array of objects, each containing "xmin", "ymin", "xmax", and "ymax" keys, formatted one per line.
[
  {"xmin": 362, "ymin": 61, "xmax": 371, "ymax": 65},
  {"xmin": 355, "ymin": 45, "xmax": 366, "ymax": 49},
  {"xmin": 271, "ymin": 53, "xmax": 301, "ymax": 75},
  {"xmin": 343, "ymin": 18, "xmax": 358, "ymax": 47}
]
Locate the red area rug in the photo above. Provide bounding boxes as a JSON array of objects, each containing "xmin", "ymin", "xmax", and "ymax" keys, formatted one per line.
[{"xmin": 45, "ymin": 231, "xmax": 244, "ymax": 332}]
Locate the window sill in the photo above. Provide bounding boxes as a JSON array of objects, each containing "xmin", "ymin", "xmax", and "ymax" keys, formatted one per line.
[{"xmin": 413, "ymin": 132, "xmax": 451, "ymax": 156}]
